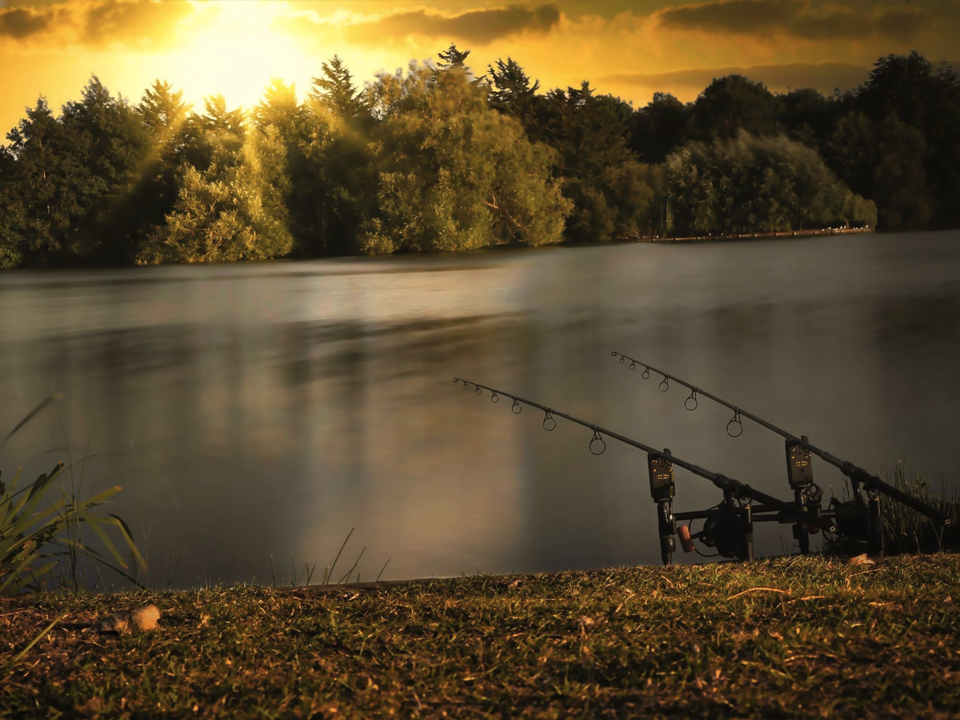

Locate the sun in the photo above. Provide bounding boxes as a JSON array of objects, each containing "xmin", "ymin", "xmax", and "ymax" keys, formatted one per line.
[{"xmin": 168, "ymin": 1, "xmax": 320, "ymax": 114}]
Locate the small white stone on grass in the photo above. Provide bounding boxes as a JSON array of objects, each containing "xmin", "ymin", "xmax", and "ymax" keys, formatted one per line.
[{"xmin": 91, "ymin": 603, "xmax": 161, "ymax": 634}]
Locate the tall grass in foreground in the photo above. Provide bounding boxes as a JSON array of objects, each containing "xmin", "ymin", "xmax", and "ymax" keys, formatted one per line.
[
  {"xmin": 0, "ymin": 396, "xmax": 145, "ymax": 594},
  {"xmin": 876, "ymin": 458, "xmax": 959, "ymax": 554}
]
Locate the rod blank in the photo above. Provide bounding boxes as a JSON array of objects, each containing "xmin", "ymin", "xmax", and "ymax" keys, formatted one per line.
[
  {"xmin": 610, "ymin": 351, "xmax": 951, "ymax": 526},
  {"xmin": 453, "ymin": 377, "xmax": 836, "ymax": 533}
]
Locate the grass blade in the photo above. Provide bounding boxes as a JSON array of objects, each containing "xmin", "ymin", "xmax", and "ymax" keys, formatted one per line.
[
  {"xmin": 10, "ymin": 612, "xmax": 68, "ymax": 665},
  {"xmin": 0, "ymin": 394, "xmax": 63, "ymax": 452}
]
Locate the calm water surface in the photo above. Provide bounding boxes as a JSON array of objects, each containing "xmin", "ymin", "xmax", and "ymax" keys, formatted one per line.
[{"xmin": 1, "ymin": 231, "xmax": 958, "ymax": 586}]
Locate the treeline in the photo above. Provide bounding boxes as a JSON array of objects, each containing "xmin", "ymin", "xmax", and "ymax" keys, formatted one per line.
[{"xmin": 0, "ymin": 48, "xmax": 956, "ymax": 269}]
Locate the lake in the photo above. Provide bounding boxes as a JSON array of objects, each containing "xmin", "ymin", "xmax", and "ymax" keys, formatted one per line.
[{"xmin": 1, "ymin": 230, "xmax": 958, "ymax": 587}]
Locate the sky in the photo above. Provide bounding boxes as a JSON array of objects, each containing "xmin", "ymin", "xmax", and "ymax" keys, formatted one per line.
[{"xmin": 1, "ymin": 0, "xmax": 959, "ymax": 137}]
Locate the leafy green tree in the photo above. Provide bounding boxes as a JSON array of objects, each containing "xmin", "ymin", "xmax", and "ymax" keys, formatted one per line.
[
  {"xmin": 251, "ymin": 79, "xmax": 316, "ymax": 252},
  {"xmin": 197, "ymin": 95, "xmax": 245, "ymax": 161},
  {"xmin": 3, "ymin": 95, "xmax": 93, "ymax": 264},
  {"xmin": 533, "ymin": 82, "xmax": 649, "ymax": 241},
  {"xmin": 138, "ymin": 95, "xmax": 293, "ymax": 264},
  {"xmin": 300, "ymin": 58, "xmax": 379, "ymax": 255},
  {"xmin": 358, "ymin": 65, "xmax": 569, "ymax": 253},
  {"xmin": 664, "ymin": 132, "xmax": 875, "ymax": 235},
  {"xmin": 778, "ymin": 88, "xmax": 840, "ymax": 151},
  {"xmin": 137, "ymin": 137, "xmax": 293, "ymax": 264},
  {"xmin": 825, "ymin": 111, "xmax": 878, "ymax": 199},
  {"xmin": 871, "ymin": 114, "xmax": 933, "ymax": 228},
  {"xmin": 0, "ymin": 147, "xmax": 25, "ymax": 267},
  {"xmin": 56, "ymin": 77, "xmax": 152, "ymax": 263},
  {"xmin": 629, "ymin": 92, "xmax": 691, "ymax": 164},
  {"xmin": 846, "ymin": 52, "xmax": 960, "ymax": 227},
  {"xmin": 691, "ymin": 75, "xmax": 781, "ymax": 142},
  {"xmin": 97, "ymin": 79, "xmax": 196, "ymax": 262},
  {"xmin": 0, "ymin": 78, "xmax": 151, "ymax": 266}
]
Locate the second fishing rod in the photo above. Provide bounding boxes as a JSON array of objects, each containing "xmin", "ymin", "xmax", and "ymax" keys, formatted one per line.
[
  {"xmin": 452, "ymin": 377, "xmax": 836, "ymax": 565},
  {"xmin": 610, "ymin": 350, "xmax": 952, "ymax": 530}
]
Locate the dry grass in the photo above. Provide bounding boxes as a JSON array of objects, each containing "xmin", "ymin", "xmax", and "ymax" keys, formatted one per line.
[{"xmin": 3, "ymin": 554, "xmax": 959, "ymax": 718}]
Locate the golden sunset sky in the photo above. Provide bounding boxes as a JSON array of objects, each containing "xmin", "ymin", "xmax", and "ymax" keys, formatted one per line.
[{"xmin": 1, "ymin": 0, "xmax": 958, "ymax": 137}]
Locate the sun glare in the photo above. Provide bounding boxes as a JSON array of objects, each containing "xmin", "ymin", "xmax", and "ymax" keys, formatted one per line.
[{"xmin": 171, "ymin": 1, "xmax": 318, "ymax": 113}]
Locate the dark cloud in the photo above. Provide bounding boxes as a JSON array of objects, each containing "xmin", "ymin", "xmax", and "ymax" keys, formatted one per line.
[
  {"xmin": 0, "ymin": 1, "xmax": 194, "ymax": 48},
  {"xmin": 600, "ymin": 62, "xmax": 874, "ymax": 96},
  {"xmin": 658, "ymin": 0, "xmax": 930, "ymax": 42},
  {"xmin": 334, "ymin": 4, "xmax": 561, "ymax": 46},
  {"xmin": 0, "ymin": 6, "xmax": 55, "ymax": 39},
  {"xmin": 82, "ymin": 0, "xmax": 194, "ymax": 49}
]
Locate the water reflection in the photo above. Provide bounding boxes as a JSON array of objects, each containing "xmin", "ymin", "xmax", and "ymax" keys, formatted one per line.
[{"xmin": 1, "ymin": 232, "xmax": 958, "ymax": 587}]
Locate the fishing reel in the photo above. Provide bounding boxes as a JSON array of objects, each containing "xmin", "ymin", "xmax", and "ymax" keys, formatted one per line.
[
  {"xmin": 827, "ymin": 497, "xmax": 883, "ymax": 553},
  {"xmin": 699, "ymin": 502, "xmax": 754, "ymax": 559},
  {"xmin": 784, "ymin": 437, "xmax": 883, "ymax": 555},
  {"xmin": 648, "ymin": 451, "xmax": 755, "ymax": 564}
]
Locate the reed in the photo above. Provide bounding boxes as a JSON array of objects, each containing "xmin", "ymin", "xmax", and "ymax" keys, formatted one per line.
[
  {"xmin": 875, "ymin": 458, "xmax": 959, "ymax": 553},
  {"xmin": 0, "ymin": 396, "xmax": 145, "ymax": 594}
]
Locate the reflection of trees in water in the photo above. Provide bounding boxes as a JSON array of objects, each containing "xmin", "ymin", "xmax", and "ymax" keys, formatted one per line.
[
  {"xmin": 707, "ymin": 303, "xmax": 775, "ymax": 344},
  {"xmin": 872, "ymin": 293, "xmax": 960, "ymax": 343},
  {"xmin": 871, "ymin": 292, "xmax": 960, "ymax": 489}
]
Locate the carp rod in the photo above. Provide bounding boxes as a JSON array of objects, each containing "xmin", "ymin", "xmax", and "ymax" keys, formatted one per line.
[
  {"xmin": 452, "ymin": 376, "xmax": 836, "ymax": 536},
  {"xmin": 610, "ymin": 351, "xmax": 951, "ymax": 526}
]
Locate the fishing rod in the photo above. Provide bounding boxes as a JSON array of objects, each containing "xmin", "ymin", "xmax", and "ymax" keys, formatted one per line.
[
  {"xmin": 452, "ymin": 377, "xmax": 837, "ymax": 565},
  {"xmin": 609, "ymin": 351, "xmax": 952, "ymax": 533}
]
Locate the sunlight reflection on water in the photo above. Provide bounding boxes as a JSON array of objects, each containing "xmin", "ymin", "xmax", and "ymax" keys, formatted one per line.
[{"xmin": 1, "ymin": 232, "xmax": 958, "ymax": 587}]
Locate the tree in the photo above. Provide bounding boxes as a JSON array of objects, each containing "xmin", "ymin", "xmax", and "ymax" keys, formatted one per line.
[
  {"xmin": 137, "ymin": 137, "xmax": 293, "ymax": 264},
  {"xmin": 139, "ymin": 80, "xmax": 190, "ymax": 140},
  {"xmin": 629, "ymin": 92, "xmax": 691, "ymax": 163},
  {"xmin": 58, "ymin": 76, "xmax": 151, "ymax": 262},
  {"xmin": 778, "ymin": 88, "xmax": 840, "ymax": 151},
  {"xmin": 846, "ymin": 52, "xmax": 960, "ymax": 227},
  {"xmin": 532, "ymin": 82, "xmax": 646, "ymax": 241},
  {"xmin": 691, "ymin": 75, "xmax": 781, "ymax": 142},
  {"xmin": 1, "ymin": 81, "xmax": 149, "ymax": 266},
  {"xmin": 871, "ymin": 114, "xmax": 933, "ymax": 228},
  {"xmin": 825, "ymin": 111, "xmax": 878, "ymax": 200},
  {"xmin": 437, "ymin": 44, "xmax": 470, "ymax": 70},
  {"xmin": 0, "ymin": 146, "xmax": 25, "ymax": 267},
  {"xmin": 309, "ymin": 56, "xmax": 368, "ymax": 121},
  {"xmin": 486, "ymin": 57, "xmax": 541, "ymax": 130},
  {"xmin": 253, "ymin": 79, "xmax": 307, "ymax": 137},
  {"xmin": 357, "ymin": 65, "xmax": 569, "ymax": 253},
  {"xmin": 664, "ymin": 132, "xmax": 875, "ymax": 235},
  {"xmin": 299, "ymin": 58, "xmax": 379, "ymax": 255}
]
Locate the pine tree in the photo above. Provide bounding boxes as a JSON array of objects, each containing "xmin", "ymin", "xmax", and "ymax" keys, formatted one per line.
[
  {"xmin": 310, "ymin": 56, "xmax": 367, "ymax": 120},
  {"xmin": 437, "ymin": 44, "xmax": 470, "ymax": 70},
  {"xmin": 139, "ymin": 80, "xmax": 190, "ymax": 139}
]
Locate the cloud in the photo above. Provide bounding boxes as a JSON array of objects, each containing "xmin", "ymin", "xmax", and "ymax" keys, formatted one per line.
[
  {"xmin": 82, "ymin": 0, "xmax": 194, "ymax": 49},
  {"xmin": 0, "ymin": 0, "xmax": 195, "ymax": 48},
  {"xmin": 657, "ymin": 0, "xmax": 931, "ymax": 43},
  {"xmin": 278, "ymin": 4, "xmax": 561, "ymax": 47},
  {"xmin": 0, "ymin": 6, "xmax": 56, "ymax": 39}
]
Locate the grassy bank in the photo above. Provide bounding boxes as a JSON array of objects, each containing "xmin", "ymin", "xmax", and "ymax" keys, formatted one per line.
[{"xmin": 3, "ymin": 555, "xmax": 959, "ymax": 719}]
